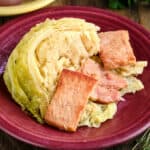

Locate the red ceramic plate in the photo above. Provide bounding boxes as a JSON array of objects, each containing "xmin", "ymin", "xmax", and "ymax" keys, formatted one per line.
[{"xmin": 0, "ymin": 6, "xmax": 150, "ymax": 150}]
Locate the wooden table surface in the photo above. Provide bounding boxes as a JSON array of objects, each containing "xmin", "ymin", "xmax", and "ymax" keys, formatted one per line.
[{"xmin": 0, "ymin": 0, "xmax": 149, "ymax": 150}]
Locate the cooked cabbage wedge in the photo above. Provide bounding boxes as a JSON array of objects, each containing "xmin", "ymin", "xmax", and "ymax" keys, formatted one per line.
[{"xmin": 3, "ymin": 18, "xmax": 100, "ymax": 123}]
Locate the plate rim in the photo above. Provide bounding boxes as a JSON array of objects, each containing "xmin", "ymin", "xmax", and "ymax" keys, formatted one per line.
[{"xmin": 0, "ymin": 6, "xmax": 150, "ymax": 149}]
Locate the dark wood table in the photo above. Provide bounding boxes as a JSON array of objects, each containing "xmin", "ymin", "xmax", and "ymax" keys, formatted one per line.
[{"xmin": 0, "ymin": 0, "xmax": 149, "ymax": 150}]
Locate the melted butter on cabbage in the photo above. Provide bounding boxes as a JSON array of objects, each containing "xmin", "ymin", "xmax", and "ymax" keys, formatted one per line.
[{"xmin": 3, "ymin": 18, "xmax": 100, "ymax": 123}]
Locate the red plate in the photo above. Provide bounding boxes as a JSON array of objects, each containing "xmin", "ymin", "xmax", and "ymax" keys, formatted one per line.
[{"xmin": 0, "ymin": 6, "xmax": 150, "ymax": 149}]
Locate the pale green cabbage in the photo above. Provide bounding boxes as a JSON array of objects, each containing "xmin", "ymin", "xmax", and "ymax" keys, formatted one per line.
[
  {"xmin": 79, "ymin": 101, "xmax": 117, "ymax": 128},
  {"xmin": 115, "ymin": 61, "xmax": 147, "ymax": 76},
  {"xmin": 3, "ymin": 18, "xmax": 100, "ymax": 123},
  {"xmin": 120, "ymin": 76, "xmax": 144, "ymax": 96}
]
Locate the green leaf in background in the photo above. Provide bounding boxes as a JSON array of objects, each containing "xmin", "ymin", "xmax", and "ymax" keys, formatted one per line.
[
  {"xmin": 108, "ymin": 0, "xmax": 150, "ymax": 9},
  {"xmin": 108, "ymin": 0, "xmax": 126, "ymax": 9},
  {"xmin": 132, "ymin": 129, "xmax": 150, "ymax": 150},
  {"xmin": 143, "ymin": 0, "xmax": 150, "ymax": 4},
  {"xmin": 128, "ymin": 0, "xmax": 132, "ymax": 6},
  {"xmin": 144, "ymin": 0, "xmax": 150, "ymax": 2}
]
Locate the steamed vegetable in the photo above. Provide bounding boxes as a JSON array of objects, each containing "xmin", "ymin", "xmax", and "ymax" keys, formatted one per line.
[{"xmin": 3, "ymin": 18, "xmax": 100, "ymax": 123}]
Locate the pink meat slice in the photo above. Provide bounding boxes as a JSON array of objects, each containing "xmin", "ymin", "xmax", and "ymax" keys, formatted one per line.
[
  {"xmin": 99, "ymin": 30, "xmax": 136, "ymax": 70},
  {"xmin": 81, "ymin": 59, "xmax": 127, "ymax": 103},
  {"xmin": 102, "ymin": 72, "xmax": 127, "ymax": 90},
  {"xmin": 44, "ymin": 69, "xmax": 97, "ymax": 132},
  {"xmin": 90, "ymin": 84, "xmax": 121, "ymax": 103}
]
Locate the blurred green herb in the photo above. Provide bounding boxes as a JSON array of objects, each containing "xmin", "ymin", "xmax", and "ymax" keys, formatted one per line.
[
  {"xmin": 132, "ymin": 129, "xmax": 150, "ymax": 150},
  {"xmin": 108, "ymin": 0, "xmax": 150, "ymax": 9},
  {"xmin": 142, "ymin": 0, "xmax": 150, "ymax": 4},
  {"xmin": 108, "ymin": 0, "xmax": 126, "ymax": 9}
]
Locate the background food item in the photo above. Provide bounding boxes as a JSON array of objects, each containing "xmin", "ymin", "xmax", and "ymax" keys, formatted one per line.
[
  {"xmin": 3, "ymin": 18, "xmax": 100, "ymax": 123},
  {"xmin": 0, "ymin": 0, "xmax": 22, "ymax": 6},
  {"xmin": 45, "ymin": 69, "xmax": 97, "ymax": 132}
]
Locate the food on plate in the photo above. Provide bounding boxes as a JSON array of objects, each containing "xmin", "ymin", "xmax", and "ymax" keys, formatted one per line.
[
  {"xmin": 120, "ymin": 76, "xmax": 144, "ymax": 96},
  {"xmin": 3, "ymin": 18, "xmax": 100, "ymax": 123},
  {"xmin": 81, "ymin": 58, "xmax": 127, "ymax": 103},
  {"xmin": 45, "ymin": 69, "xmax": 97, "ymax": 131},
  {"xmin": 115, "ymin": 61, "xmax": 147, "ymax": 76},
  {"xmin": 3, "ymin": 18, "xmax": 147, "ymax": 132},
  {"xmin": 79, "ymin": 101, "xmax": 117, "ymax": 128},
  {"xmin": 99, "ymin": 30, "xmax": 136, "ymax": 70}
]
